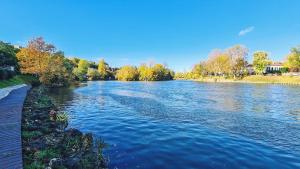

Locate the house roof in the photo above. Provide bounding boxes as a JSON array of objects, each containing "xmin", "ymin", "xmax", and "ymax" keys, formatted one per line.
[{"xmin": 270, "ymin": 62, "xmax": 283, "ymax": 66}]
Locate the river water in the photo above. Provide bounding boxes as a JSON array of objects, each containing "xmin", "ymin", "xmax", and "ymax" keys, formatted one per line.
[{"xmin": 49, "ymin": 81, "xmax": 300, "ymax": 169}]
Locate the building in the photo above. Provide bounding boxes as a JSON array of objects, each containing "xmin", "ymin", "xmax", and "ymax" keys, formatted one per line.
[{"xmin": 265, "ymin": 62, "xmax": 284, "ymax": 73}]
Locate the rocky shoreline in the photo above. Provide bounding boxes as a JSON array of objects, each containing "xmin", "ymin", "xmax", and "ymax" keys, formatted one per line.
[{"xmin": 21, "ymin": 86, "xmax": 107, "ymax": 169}]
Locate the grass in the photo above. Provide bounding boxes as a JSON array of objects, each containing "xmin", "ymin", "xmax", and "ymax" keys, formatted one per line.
[
  {"xmin": 194, "ymin": 75, "xmax": 300, "ymax": 85},
  {"xmin": 243, "ymin": 75, "xmax": 300, "ymax": 84},
  {"xmin": 0, "ymin": 75, "xmax": 39, "ymax": 88}
]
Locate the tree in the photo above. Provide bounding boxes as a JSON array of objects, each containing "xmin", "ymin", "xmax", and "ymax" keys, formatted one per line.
[
  {"xmin": 72, "ymin": 59, "xmax": 89, "ymax": 81},
  {"xmin": 116, "ymin": 65, "xmax": 139, "ymax": 81},
  {"xmin": 0, "ymin": 41, "xmax": 18, "ymax": 67},
  {"xmin": 98, "ymin": 59, "xmax": 109, "ymax": 79},
  {"xmin": 225, "ymin": 45, "xmax": 248, "ymax": 78},
  {"xmin": 284, "ymin": 46, "xmax": 300, "ymax": 72},
  {"xmin": 206, "ymin": 50, "xmax": 230, "ymax": 76},
  {"xmin": 87, "ymin": 68, "xmax": 101, "ymax": 80},
  {"xmin": 70, "ymin": 57, "xmax": 80, "ymax": 67},
  {"xmin": 77, "ymin": 59, "xmax": 89, "ymax": 74},
  {"xmin": 0, "ymin": 41, "xmax": 19, "ymax": 80},
  {"xmin": 39, "ymin": 54, "xmax": 72, "ymax": 87},
  {"xmin": 138, "ymin": 63, "xmax": 174, "ymax": 81},
  {"xmin": 16, "ymin": 37, "xmax": 55, "ymax": 76},
  {"xmin": 138, "ymin": 64, "xmax": 154, "ymax": 81},
  {"xmin": 253, "ymin": 51, "xmax": 271, "ymax": 74}
]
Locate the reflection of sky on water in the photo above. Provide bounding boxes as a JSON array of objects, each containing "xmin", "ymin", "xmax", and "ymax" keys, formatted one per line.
[{"xmin": 49, "ymin": 81, "xmax": 300, "ymax": 169}]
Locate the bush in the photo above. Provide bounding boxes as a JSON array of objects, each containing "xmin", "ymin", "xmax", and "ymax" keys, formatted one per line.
[
  {"xmin": 56, "ymin": 112, "xmax": 69, "ymax": 122},
  {"xmin": 0, "ymin": 69, "xmax": 15, "ymax": 80}
]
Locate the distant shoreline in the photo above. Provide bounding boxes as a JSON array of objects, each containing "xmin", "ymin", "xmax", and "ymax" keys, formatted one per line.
[{"xmin": 176, "ymin": 75, "xmax": 300, "ymax": 85}]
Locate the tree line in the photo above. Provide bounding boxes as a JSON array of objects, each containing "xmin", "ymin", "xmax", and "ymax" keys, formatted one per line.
[
  {"xmin": 175, "ymin": 45, "xmax": 300, "ymax": 79},
  {"xmin": 0, "ymin": 37, "xmax": 174, "ymax": 87}
]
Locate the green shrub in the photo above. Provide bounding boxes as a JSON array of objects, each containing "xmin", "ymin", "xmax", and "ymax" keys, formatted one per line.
[
  {"xmin": 22, "ymin": 131, "xmax": 43, "ymax": 140},
  {"xmin": 24, "ymin": 161, "xmax": 45, "ymax": 169},
  {"xmin": 34, "ymin": 148, "xmax": 60, "ymax": 161},
  {"xmin": 56, "ymin": 112, "xmax": 69, "ymax": 122}
]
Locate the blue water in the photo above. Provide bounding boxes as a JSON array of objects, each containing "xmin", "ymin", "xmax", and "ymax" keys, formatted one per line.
[{"xmin": 50, "ymin": 81, "xmax": 300, "ymax": 169}]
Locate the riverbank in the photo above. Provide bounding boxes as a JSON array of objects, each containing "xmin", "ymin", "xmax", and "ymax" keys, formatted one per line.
[
  {"xmin": 192, "ymin": 75, "xmax": 300, "ymax": 85},
  {"xmin": 21, "ymin": 86, "xmax": 107, "ymax": 169},
  {"xmin": 0, "ymin": 75, "xmax": 39, "ymax": 88}
]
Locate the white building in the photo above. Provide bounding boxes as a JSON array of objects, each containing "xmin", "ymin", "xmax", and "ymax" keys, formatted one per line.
[{"xmin": 265, "ymin": 62, "xmax": 284, "ymax": 73}]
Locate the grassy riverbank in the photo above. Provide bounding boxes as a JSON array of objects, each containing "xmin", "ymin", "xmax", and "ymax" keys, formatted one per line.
[
  {"xmin": 21, "ymin": 87, "xmax": 107, "ymax": 169},
  {"xmin": 0, "ymin": 75, "xmax": 39, "ymax": 88},
  {"xmin": 193, "ymin": 75, "xmax": 300, "ymax": 85}
]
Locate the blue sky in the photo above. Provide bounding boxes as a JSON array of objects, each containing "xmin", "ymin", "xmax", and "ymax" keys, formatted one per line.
[{"xmin": 1, "ymin": 0, "xmax": 300, "ymax": 71}]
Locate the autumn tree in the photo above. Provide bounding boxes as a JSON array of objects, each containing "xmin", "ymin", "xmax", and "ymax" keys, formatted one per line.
[
  {"xmin": 87, "ymin": 68, "xmax": 101, "ymax": 80},
  {"xmin": 16, "ymin": 37, "xmax": 55, "ymax": 76},
  {"xmin": 191, "ymin": 62, "xmax": 206, "ymax": 79},
  {"xmin": 284, "ymin": 46, "xmax": 300, "ymax": 72},
  {"xmin": 39, "ymin": 52, "xmax": 73, "ymax": 87},
  {"xmin": 116, "ymin": 65, "xmax": 139, "ymax": 81},
  {"xmin": 206, "ymin": 49, "xmax": 230, "ymax": 76},
  {"xmin": 98, "ymin": 59, "xmax": 109, "ymax": 79},
  {"xmin": 138, "ymin": 63, "xmax": 174, "ymax": 81},
  {"xmin": 225, "ymin": 45, "xmax": 248, "ymax": 78},
  {"xmin": 253, "ymin": 51, "xmax": 271, "ymax": 74}
]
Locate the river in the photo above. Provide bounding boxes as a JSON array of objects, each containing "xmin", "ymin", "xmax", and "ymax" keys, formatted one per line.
[{"xmin": 49, "ymin": 81, "xmax": 300, "ymax": 169}]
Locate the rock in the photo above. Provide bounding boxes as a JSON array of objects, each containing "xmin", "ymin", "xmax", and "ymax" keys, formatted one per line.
[
  {"xmin": 49, "ymin": 110, "xmax": 57, "ymax": 121},
  {"xmin": 48, "ymin": 158, "xmax": 63, "ymax": 168},
  {"xmin": 64, "ymin": 154, "xmax": 82, "ymax": 169},
  {"xmin": 64, "ymin": 128, "xmax": 82, "ymax": 137},
  {"xmin": 44, "ymin": 133, "xmax": 64, "ymax": 146},
  {"xmin": 63, "ymin": 129, "xmax": 83, "ymax": 155},
  {"xmin": 82, "ymin": 133, "xmax": 93, "ymax": 151}
]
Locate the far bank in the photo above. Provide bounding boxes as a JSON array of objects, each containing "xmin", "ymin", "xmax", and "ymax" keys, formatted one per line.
[{"xmin": 182, "ymin": 75, "xmax": 300, "ymax": 85}]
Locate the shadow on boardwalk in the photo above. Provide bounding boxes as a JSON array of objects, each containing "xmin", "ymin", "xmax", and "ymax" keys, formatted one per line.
[{"xmin": 0, "ymin": 86, "xmax": 30, "ymax": 169}]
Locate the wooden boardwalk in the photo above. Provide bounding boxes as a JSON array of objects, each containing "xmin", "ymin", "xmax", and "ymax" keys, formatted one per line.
[{"xmin": 0, "ymin": 86, "xmax": 30, "ymax": 169}]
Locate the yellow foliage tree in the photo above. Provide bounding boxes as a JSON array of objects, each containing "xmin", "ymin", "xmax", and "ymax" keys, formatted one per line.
[
  {"xmin": 16, "ymin": 37, "xmax": 55, "ymax": 76},
  {"xmin": 116, "ymin": 65, "xmax": 139, "ymax": 81}
]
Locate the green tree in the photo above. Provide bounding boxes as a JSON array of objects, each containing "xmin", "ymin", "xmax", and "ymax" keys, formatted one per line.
[
  {"xmin": 70, "ymin": 57, "xmax": 80, "ymax": 67},
  {"xmin": 39, "ymin": 54, "xmax": 72, "ymax": 87},
  {"xmin": 284, "ymin": 46, "xmax": 300, "ymax": 72},
  {"xmin": 73, "ymin": 59, "xmax": 89, "ymax": 81},
  {"xmin": 87, "ymin": 68, "xmax": 101, "ymax": 80},
  {"xmin": 0, "ymin": 41, "xmax": 19, "ymax": 80},
  {"xmin": 78, "ymin": 59, "xmax": 89, "ymax": 74},
  {"xmin": 116, "ymin": 65, "xmax": 139, "ymax": 81},
  {"xmin": 253, "ymin": 51, "xmax": 271, "ymax": 74},
  {"xmin": 0, "ymin": 41, "xmax": 18, "ymax": 67},
  {"xmin": 98, "ymin": 59, "xmax": 109, "ymax": 80}
]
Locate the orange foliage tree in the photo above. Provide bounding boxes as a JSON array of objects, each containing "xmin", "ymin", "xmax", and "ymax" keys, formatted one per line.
[{"xmin": 16, "ymin": 37, "xmax": 55, "ymax": 76}]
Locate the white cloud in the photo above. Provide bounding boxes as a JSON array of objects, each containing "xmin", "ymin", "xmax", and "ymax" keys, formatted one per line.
[{"xmin": 238, "ymin": 26, "xmax": 255, "ymax": 36}]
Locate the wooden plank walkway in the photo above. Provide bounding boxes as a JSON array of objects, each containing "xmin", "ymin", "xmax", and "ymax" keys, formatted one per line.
[{"xmin": 0, "ymin": 86, "xmax": 30, "ymax": 169}]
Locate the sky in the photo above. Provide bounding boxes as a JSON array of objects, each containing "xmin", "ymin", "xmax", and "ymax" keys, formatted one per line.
[{"xmin": 1, "ymin": 0, "xmax": 300, "ymax": 72}]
